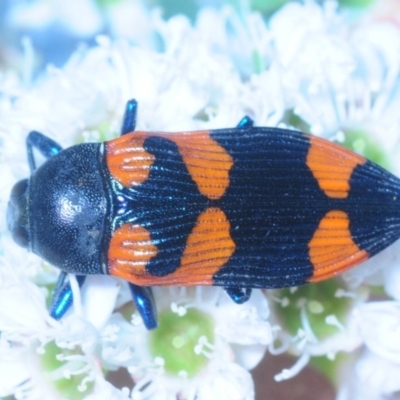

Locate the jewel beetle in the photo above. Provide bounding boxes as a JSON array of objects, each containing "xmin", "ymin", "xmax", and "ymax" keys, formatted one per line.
[{"xmin": 7, "ymin": 99, "xmax": 400, "ymax": 329}]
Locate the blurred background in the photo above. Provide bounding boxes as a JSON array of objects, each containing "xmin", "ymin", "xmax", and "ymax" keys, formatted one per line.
[{"xmin": 0, "ymin": 0, "xmax": 396, "ymax": 75}]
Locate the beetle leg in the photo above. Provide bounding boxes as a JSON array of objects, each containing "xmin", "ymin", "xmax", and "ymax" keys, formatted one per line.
[
  {"xmin": 26, "ymin": 130, "xmax": 63, "ymax": 173},
  {"xmin": 128, "ymin": 283, "xmax": 158, "ymax": 329},
  {"xmin": 236, "ymin": 115, "xmax": 254, "ymax": 129},
  {"xmin": 225, "ymin": 287, "xmax": 252, "ymax": 304},
  {"xmin": 50, "ymin": 273, "xmax": 86, "ymax": 320},
  {"xmin": 120, "ymin": 99, "xmax": 138, "ymax": 135}
]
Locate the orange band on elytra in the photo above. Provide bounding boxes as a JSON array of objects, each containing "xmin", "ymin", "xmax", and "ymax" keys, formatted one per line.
[
  {"xmin": 171, "ymin": 206, "xmax": 236, "ymax": 285},
  {"xmin": 308, "ymin": 210, "xmax": 369, "ymax": 282},
  {"xmin": 108, "ymin": 223, "xmax": 158, "ymax": 280},
  {"xmin": 306, "ymin": 136, "xmax": 365, "ymax": 199},
  {"xmin": 106, "ymin": 134, "xmax": 155, "ymax": 187},
  {"xmin": 108, "ymin": 207, "xmax": 235, "ymax": 286},
  {"xmin": 106, "ymin": 131, "xmax": 233, "ymax": 199},
  {"xmin": 166, "ymin": 132, "xmax": 233, "ymax": 200}
]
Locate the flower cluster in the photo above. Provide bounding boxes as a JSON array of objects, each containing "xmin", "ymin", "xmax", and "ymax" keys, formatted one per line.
[{"xmin": 1, "ymin": 1, "xmax": 400, "ymax": 399}]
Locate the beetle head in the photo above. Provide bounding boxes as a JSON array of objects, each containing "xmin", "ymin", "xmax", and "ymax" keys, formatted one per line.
[{"xmin": 7, "ymin": 178, "xmax": 30, "ymax": 249}]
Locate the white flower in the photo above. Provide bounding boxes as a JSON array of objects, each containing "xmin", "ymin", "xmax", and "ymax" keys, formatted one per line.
[
  {"xmin": 0, "ymin": 271, "xmax": 106, "ymax": 399},
  {"xmin": 268, "ymin": 1, "xmax": 400, "ymax": 143},
  {"xmin": 260, "ymin": 1, "xmax": 400, "ymax": 289},
  {"xmin": 2, "ymin": 1, "xmax": 400, "ymax": 398},
  {"xmin": 338, "ymin": 301, "xmax": 400, "ymax": 400},
  {"xmin": 0, "ymin": 13, "xmax": 278, "ymax": 398},
  {"xmin": 270, "ymin": 279, "xmax": 367, "ymax": 382},
  {"xmin": 99, "ymin": 287, "xmax": 270, "ymax": 399}
]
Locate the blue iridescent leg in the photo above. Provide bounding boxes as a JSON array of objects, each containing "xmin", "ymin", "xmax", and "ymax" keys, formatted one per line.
[
  {"xmin": 120, "ymin": 99, "xmax": 138, "ymax": 135},
  {"xmin": 26, "ymin": 130, "xmax": 63, "ymax": 173},
  {"xmin": 50, "ymin": 273, "xmax": 86, "ymax": 320},
  {"xmin": 225, "ymin": 287, "xmax": 252, "ymax": 304},
  {"xmin": 237, "ymin": 116, "xmax": 254, "ymax": 129},
  {"xmin": 128, "ymin": 283, "xmax": 158, "ymax": 329}
]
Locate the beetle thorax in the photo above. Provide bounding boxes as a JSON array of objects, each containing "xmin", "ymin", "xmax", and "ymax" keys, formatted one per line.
[{"xmin": 29, "ymin": 143, "xmax": 108, "ymax": 275}]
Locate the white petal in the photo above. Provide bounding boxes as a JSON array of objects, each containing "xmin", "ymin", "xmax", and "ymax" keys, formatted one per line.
[
  {"xmin": 80, "ymin": 275, "xmax": 120, "ymax": 330},
  {"xmin": 338, "ymin": 350, "xmax": 400, "ymax": 399},
  {"xmin": 0, "ymin": 347, "xmax": 30, "ymax": 397},
  {"xmin": 197, "ymin": 362, "xmax": 254, "ymax": 400},
  {"xmin": 355, "ymin": 301, "xmax": 400, "ymax": 363},
  {"xmin": 231, "ymin": 343, "xmax": 267, "ymax": 371},
  {"xmin": 343, "ymin": 242, "xmax": 397, "ymax": 288},
  {"xmin": 215, "ymin": 290, "xmax": 272, "ymax": 345},
  {"xmin": 0, "ymin": 280, "xmax": 48, "ymax": 333}
]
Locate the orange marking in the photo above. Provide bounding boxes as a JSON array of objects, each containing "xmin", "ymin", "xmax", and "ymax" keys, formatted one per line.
[
  {"xmin": 166, "ymin": 132, "xmax": 233, "ymax": 200},
  {"xmin": 171, "ymin": 206, "xmax": 236, "ymax": 284},
  {"xmin": 106, "ymin": 131, "xmax": 233, "ymax": 199},
  {"xmin": 106, "ymin": 134, "xmax": 155, "ymax": 187},
  {"xmin": 108, "ymin": 207, "xmax": 235, "ymax": 286},
  {"xmin": 308, "ymin": 210, "xmax": 369, "ymax": 282},
  {"xmin": 108, "ymin": 224, "xmax": 158, "ymax": 279},
  {"xmin": 306, "ymin": 135, "xmax": 365, "ymax": 199}
]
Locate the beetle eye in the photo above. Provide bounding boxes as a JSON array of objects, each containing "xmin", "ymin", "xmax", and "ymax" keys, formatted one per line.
[
  {"xmin": 12, "ymin": 226, "xmax": 29, "ymax": 249},
  {"xmin": 7, "ymin": 178, "xmax": 30, "ymax": 249},
  {"xmin": 11, "ymin": 179, "xmax": 28, "ymax": 197}
]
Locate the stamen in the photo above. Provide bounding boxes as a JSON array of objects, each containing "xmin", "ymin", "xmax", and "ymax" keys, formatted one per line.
[
  {"xmin": 131, "ymin": 312, "xmax": 143, "ymax": 326},
  {"xmin": 274, "ymin": 352, "xmax": 311, "ymax": 382},
  {"xmin": 194, "ymin": 335, "xmax": 214, "ymax": 358},
  {"xmin": 102, "ymin": 324, "xmax": 120, "ymax": 342},
  {"xmin": 77, "ymin": 375, "xmax": 94, "ymax": 392},
  {"xmin": 335, "ymin": 288, "xmax": 357, "ymax": 299},
  {"xmin": 299, "ymin": 305, "xmax": 318, "ymax": 344},
  {"xmin": 170, "ymin": 300, "xmax": 195, "ymax": 316},
  {"xmin": 325, "ymin": 314, "xmax": 345, "ymax": 331},
  {"xmin": 269, "ymin": 294, "xmax": 290, "ymax": 307}
]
